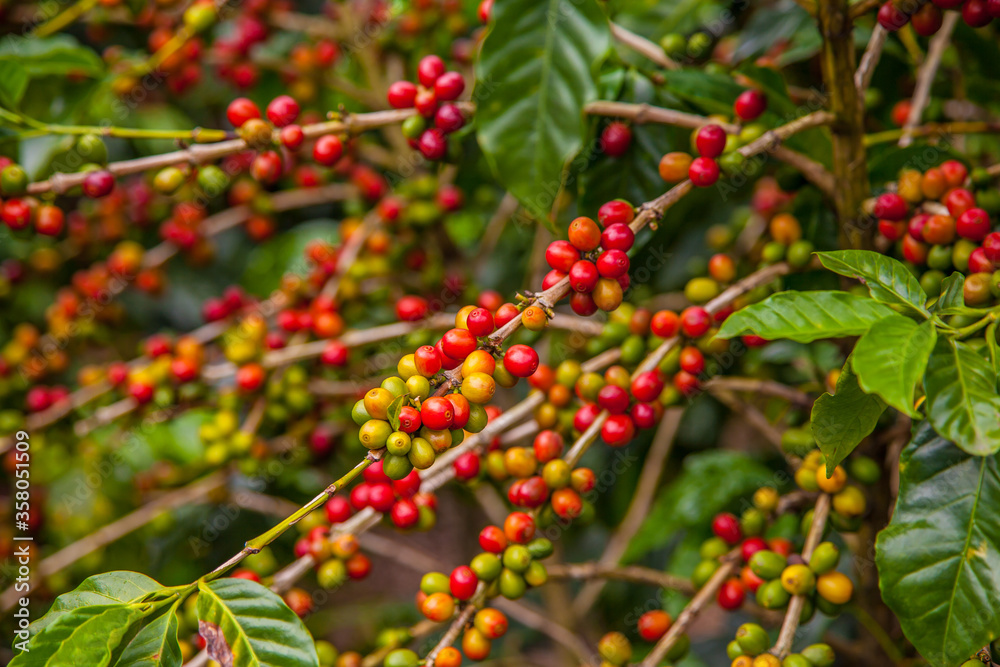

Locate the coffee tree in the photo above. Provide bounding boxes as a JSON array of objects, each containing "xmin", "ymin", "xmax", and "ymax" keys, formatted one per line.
[{"xmin": 1, "ymin": 0, "xmax": 1000, "ymax": 665}]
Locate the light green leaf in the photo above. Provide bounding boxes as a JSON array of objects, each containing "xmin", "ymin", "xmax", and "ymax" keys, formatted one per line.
[
  {"xmin": 31, "ymin": 572, "xmax": 163, "ymax": 635},
  {"xmin": 11, "ymin": 604, "xmax": 150, "ymax": 667},
  {"xmin": 115, "ymin": 608, "xmax": 182, "ymax": 667},
  {"xmin": 876, "ymin": 422, "xmax": 1000, "ymax": 667},
  {"xmin": 852, "ymin": 315, "xmax": 936, "ymax": 417},
  {"xmin": 475, "ymin": 0, "xmax": 611, "ymax": 220},
  {"xmin": 0, "ymin": 35, "xmax": 104, "ymax": 78},
  {"xmin": 715, "ymin": 291, "xmax": 896, "ymax": 343},
  {"xmin": 816, "ymin": 250, "xmax": 928, "ymax": 316},
  {"xmin": 387, "ymin": 395, "xmax": 406, "ymax": 432},
  {"xmin": 933, "ymin": 272, "xmax": 965, "ymax": 313},
  {"xmin": 924, "ymin": 337, "xmax": 1000, "ymax": 456},
  {"xmin": 197, "ymin": 578, "xmax": 319, "ymax": 667},
  {"xmin": 811, "ymin": 362, "xmax": 886, "ymax": 475},
  {"xmin": 0, "ymin": 60, "xmax": 28, "ymax": 108}
]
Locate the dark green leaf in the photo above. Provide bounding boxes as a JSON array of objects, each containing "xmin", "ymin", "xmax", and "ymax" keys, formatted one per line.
[
  {"xmin": 933, "ymin": 273, "xmax": 965, "ymax": 313},
  {"xmin": 924, "ymin": 337, "xmax": 1000, "ymax": 456},
  {"xmin": 0, "ymin": 60, "xmax": 28, "ymax": 108},
  {"xmin": 0, "ymin": 35, "xmax": 104, "ymax": 78},
  {"xmin": 12, "ymin": 604, "xmax": 151, "ymax": 666},
  {"xmin": 852, "ymin": 316, "xmax": 936, "ymax": 417},
  {"xmin": 476, "ymin": 0, "xmax": 611, "ymax": 220},
  {"xmin": 876, "ymin": 422, "xmax": 1000, "ymax": 667},
  {"xmin": 715, "ymin": 291, "xmax": 896, "ymax": 342},
  {"xmin": 816, "ymin": 250, "xmax": 928, "ymax": 316},
  {"xmin": 197, "ymin": 578, "xmax": 319, "ymax": 667},
  {"xmin": 31, "ymin": 572, "xmax": 163, "ymax": 635},
  {"xmin": 658, "ymin": 70, "xmax": 746, "ymax": 116},
  {"xmin": 115, "ymin": 609, "xmax": 182, "ymax": 667},
  {"xmin": 811, "ymin": 363, "xmax": 886, "ymax": 475},
  {"xmin": 387, "ymin": 395, "xmax": 406, "ymax": 432},
  {"xmin": 986, "ymin": 322, "xmax": 1000, "ymax": 379},
  {"xmin": 623, "ymin": 451, "xmax": 772, "ymax": 563}
]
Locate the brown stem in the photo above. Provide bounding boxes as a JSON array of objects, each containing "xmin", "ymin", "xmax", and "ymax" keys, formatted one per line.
[
  {"xmin": 548, "ymin": 562, "xmax": 694, "ymax": 596},
  {"xmin": 855, "ymin": 25, "xmax": 888, "ymax": 92},
  {"xmin": 771, "ymin": 493, "xmax": 832, "ymax": 657},
  {"xmin": 610, "ymin": 22, "xmax": 680, "ymax": 71},
  {"xmin": 703, "ymin": 377, "xmax": 814, "ymax": 405},
  {"xmin": 817, "ymin": 0, "xmax": 871, "ymax": 249},
  {"xmin": 584, "ymin": 100, "xmax": 736, "ymax": 133},
  {"xmin": 899, "ymin": 13, "xmax": 959, "ymax": 148}
]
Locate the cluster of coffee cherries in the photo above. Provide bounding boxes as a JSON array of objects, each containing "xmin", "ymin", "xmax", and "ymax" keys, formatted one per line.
[
  {"xmin": 694, "ymin": 480, "xmax": 857, "ymax": 619},
  {"xmin": 384, "ymin": 607, "xmax": 507, "ymax": 666},
  {"xmin": 455, "ymin": 429, "xmax": 597, "ymax": 524},
  {"xmin": 793, "ymin": 452, "xmax": 873, "ymax": 531},
  {"xmin": 332, "ymin": 461, "xmax": 437, "ymax": 531},
  {"xmin": 877, "ymin": 0, "xmax": 1000, "ymax": 34},
  {"xmin": 728, "ymin": 623, "xmax": 835, "ymax": 667},
  {"xmin": 0, "ymin": 138, "xmax": 112, "ymax": 237},
  {"xmin": 387, "ymin": 56, "xmax": 467, "ymax": 161},
  {"xmin": 544, "ymin": 200, "xmax": 637, "ymax": 316},
  {"xmin": 876, "ymin": 161, "xmax": 1000, "ymax": 303},
  {"xmin": 99, "ymin": 332, "xmax": 211, "ymax": 407},
  {"xmin": 655, "ymin": 89, "xmax": 769, "ymax": 189}
]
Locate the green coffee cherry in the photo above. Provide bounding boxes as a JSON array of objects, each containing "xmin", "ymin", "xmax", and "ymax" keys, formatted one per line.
[
  {"xmin": 692, "ymin": 559, "xmax": 720, "ymax": 588},
  {"xmin": 735, "ymin": 623, "xmax": 769, "ymax": 655},
  {"xmin": 801, "ymin": 644, "xmax": 836, "ymax": 667},
  {"xmin": 470, "ymin": 552, "xmax": 502, "ymax": 581},
  {"xmin": 809, "ymin": 542, "xmax": 840, "ymax": 574},
  {"xmin": 498, "ymin": 568, "xmax": 527, "ymax": 599},
  {"xmin": 756, "ymin": 579, "xmax": 791, "ymax": 609},
  {"xmin": 700, "ymin": 537, "xmax": 729, "ymax": 560},
  {"xmin": 781, "ymin": 427, "xmax": 815, "ymax": 457},
  {"xmin": 749, "ymin": 549, "xmax": 787, "ymax": 580}
]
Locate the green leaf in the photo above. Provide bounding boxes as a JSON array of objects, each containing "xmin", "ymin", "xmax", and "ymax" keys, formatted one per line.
[
  {"xmin": 0, "ymin": 35, "xmax": 104, "ymax": 78},
  {"xmin": 623, "ymin": 451, "xmax": 772, "ymax": 563},
  {"xmin": 11, "ymin": 604, "xmax": 151, "ymax": 666},
  {"xmin": 658, "ymin": 69, "xmax": 746, "ymax": 116},
  {"xmin": 715, "ymin": 291, "xmax": 896, "ymax": 343},
  {"xmin": 387, "ymin": 395, "xmax": 406, "ymax": 432},
  {"xmin": 31, "ymin": 572, "xmax": 163, "ymax": 635},
  {"xmin": 0, "ymin": 60, "xmax": 28, "ymax": 108},
  {"xmin": 876, "ymin": 422, "xmax": 1000, "ymax": 667},
  {"xmin": 987, "ymin": 322, "xmax": 1000, "ymax": 379},
  {"xmin": 852, "ymin": 316, "xmax": 937, "ymax": 417},
  {"xmin": 933, "ymin": 272, "xmax": 965, "ymax": 313},
  {"xmin": 115, "ymin": 609, "xmax": 182, "ymax": 667},
  {"xmin": 924, "ymin": 337, "xmax": 1000, "ymax": 456},
  {"xmin": 811, "ymin": 363, "xmax": 886, "ymax": 475},
  {"xmin": 816, "ymin": 250, "xmax": 928, "ymax": 316},
  {"xmin": 475, "ymin": 0, "xmax": 611, "ymax": 220},
  {"xmin": 197, "ymin": 578, "xmax": 319, "ymax": 667}
]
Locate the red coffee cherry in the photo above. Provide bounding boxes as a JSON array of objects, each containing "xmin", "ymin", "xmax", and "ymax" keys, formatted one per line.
[
  {"xmin": 637, "ymin": 611, "xmax": 672, "ymax": 642},
  {"xmin": 226, "ymin": 97, "xmax": 261, "ymax": 127},
  {"xmin": 689, "ymin": 157, "xmax": 720, "ymax": 187},
  {"xmin": 679, "ymin": 346, "xmax": 705, "ymax": 374},
  {"xmin": 680, "ymin": 307, "xmax": 711, "ymax": 338},
  {"xmin": 597, "ymin": 384, "xmax": 630, "ymax": 414},
  {"xmin": 546, "ymin": 240, "xmax": 581, "ymax": 273},
  {"xmin": 504, "ymin": 344, "xmax": 539, "ymax": 378},
  {"xmin": 435, "ymin": 103, "xmax": 465, "ymax": 133},
  {"xmin": 873, "ymin": 193, "xmax": 908, "ymax": 220},
  {"xmin": 479, "ymin": 525, "xmax": 508, "ymax": 552},
  {"xmin": 503, "ymin": 511, "xmax": 535, "ymax": 543},
  {"xmin": 712, "ymin": 512, "xmax": 743, "ymax": 544},
  {"xmin": 434, "ymin": 71, "xmax": 465, "ymax": 100},
  {"xmin": 877, "ymin": 1, "xmax": 909, "ymax": 30},
  {"xmin": 601, "ymin": 122, "xmax": 632, "ymax": 157},
  {"xmin": 421, "ymin": 396, "xmax": 455, "ymax": 430},
  {"xmin": 313, "ymin": 135, "xmax": 344, "ymax": 166},
  {"xmin": 266, "ymin": 95, "xmax": 300, "ymax": 127},
  {"xmin": 695, "ymin": 124, "xmax": 727, "ymax": 159},
  {"xmin": 454, "ymin": 451, "xmax": 481, "ymax": 481},
  {"xmin": 326, "ymin": 496, "xmax": 353, "ymax": 523},
  {"xmin": 957, "ymin": 208, "xmax": 991, "ymax": 241},
  {"xmin": 650, "ymin": 310, "xmax": 680, "ymax": 337},
  {"xmin": 734, "ymin": 89, "xmax": 767, "ymax": 121},
  {"xmin": 601, "ymin": 223, "xmax": 635, "ymax": 251},
  {"xmin": 387, "ymin": 80, "xmax": 418, "ymax": 109},
  {"xmin": 570, "ymin": 291, "xmax": 598, "ymax": 316},
  {"xmin": 911, "ymin": 2, "xmax": 944, "ymax": 35},
  {"xmin": 601, "ymin": 414, "xmax": 636, "ymax": 447},
  {"xmin": 466, "ymin": 307, "xmax": 495, "ymax": 336},
  {"xmin": 418, "ymin": 128, "xmax": 448, "ymax": 160},
  {"xmin": 396, "ymin": 295, "xmax": 429, "ymax": 321},
  {"xmin": 596, "ymin": 249, "xmax": 629, "ymax": 279},
  {"xmin": 569, "ymin": 260, "xmax": 599, "ymax": 293},
  {"xmin": 418, "ymin": 55, "xmax": 447, "ymax": 87},
  {"xmin": 82, "ymin": 170, "xmax": 115, "ymax": 198},
  {"xmin": 390, "ymin": 498, "xmax": 420, "ymax": 529},
  {"xmin": 568, "ymin": 216, "xmax": 602, "ymax": 251},
  {"xmin": 631, "ymin": 370, "xmax": 664, "ymax": 403},
  {"xmin": 598, "ymin": 200, "xmax": 635, "ymax": 226},
  {"xmin": 441, "ymin": 328, "xmax": 477, "ymax": 359},
  {"xmin": 717, "ymin": 578, "xmax": 746, "ymax": 610}
]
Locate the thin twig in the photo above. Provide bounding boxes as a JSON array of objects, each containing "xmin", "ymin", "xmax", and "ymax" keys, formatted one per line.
[
  {"xmin": 855, "ymin": 25, "xmax": 887, "ymax": 92},
  {"xmin": 425, "ymin": 584, "xmax": 486, "ymax": 666},
  {"xmin": 703, "ymin": 377, "xmax": 814, "ymax": 406},
  {"xmin": 899, "ymin": 13, "xmax": 958, "ymax": 148},
  {"xmin": 771, "ymin": 493, "xmax": 831, "ymax": 658},
  {"xmin": 610, "ymin": 23, "xmax": 680, "ymax": 70},
  {"xmin": 548, "ymin": 562, "xmax": 694, "ymax": 596}
]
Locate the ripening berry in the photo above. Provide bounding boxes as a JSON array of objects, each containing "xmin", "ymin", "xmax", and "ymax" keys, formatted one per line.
[
  {"xmin": 226, "ymin": 97, "xmax": 261, "ymax": 127},
  {"xmin": 266, "ymin": 95, "xmax": 300, "ymax": 126},
  {"xmin": 689, "ymin": 156, "xmax": 720, "ymax": 187},
  {"xmin": 734, "ymin": 89, "xmax": 767, "ymax": 121},
  {"xmin": 601, "ymin": 122, "xmax": 632, "ymax": 157},
  {"xmin": 387, "ymin": 80, "xmax": 417, "ymax": 108}
]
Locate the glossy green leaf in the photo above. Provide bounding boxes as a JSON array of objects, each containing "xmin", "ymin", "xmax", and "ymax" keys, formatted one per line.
[
  {"xmin": 31, "ymin": 571, "xmax": 163, "ymax": 635},
  {"xmin": 816, "ymin": 250, "xmax": 928, "ymax": 316},
  {"xmin": 0, "ymin": 35, "xmax": 104, "ymax": 78},
  {"xmin": 715, "ymin": 291, "xmax": 895, "ymax": 342},
  {"xmin": 852, "ymin": 315, "xmax": 936, "ymax": 417},
  {"xmin": 811, "ymin": 363, "xmax": 885, "ymax": 475},
  {"xmin": 476, "ymin": 0, "xmax": 611, "ymax": 220},
  {"xmin": 115, "ymin": 609, "xmax": 182, "ymax": 667},
  {"xmin": 924, "ymin": 337, "xmax": 1000, "ymax": 456},
  {"xmin": 11, "ymin": 604, "xmax": 150, "ymax": 667},
  {"xmin": 658, "ymin": 69, "xmax": 746, "ymax": 116},
  {"xmin": 387, "ymin": 395, "xmax": 406, "ymax": 432},
  {"xmin": 876, "ymin": 422, "xmax": 1000, "ymax": 667},
  {"xmin": 933, "ymin": 272, "xmax": 965, "ymax": 313},
  {"xmin": 0, "ymin": 60, "xmax": 28, "ymax": 108},
  {"xmin": 987, "ymin": 322, "xmax": 1000, "ymax": 379},
  {"xmin": 197, "ymin": 578, "xmax": 319, "ymax": 667},
  {"xmin": 623, "ymin": 451, "xmax": 772, "ymax": 563}
]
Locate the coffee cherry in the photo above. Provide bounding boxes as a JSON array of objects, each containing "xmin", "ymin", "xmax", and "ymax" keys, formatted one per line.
[
  {"xmin": 570, "ymin": 291, "xmax": 598, "ymax": 316},
  {"xmin": 421, "ymin": 396, "xmax": 455, "ymax": 430},
  {"xmin": 696, "ymin": 124, "xmax": 727, "ymax": 158},
  {"xmin": 313, "ymin": 135, "xmax": 344, "ymax": 166},
  {"xmin": 236, "ymin": 363, "xmax": 265, "ymax": 392},
  {"xmin": 630, "ymin": 370, "xmax": 664, "ymax": 403},
  {"xmin": 546, "ymin": 240, "xmax": 581, "ymax": 273},
  {"xmin": 568, "ymin": 216, "xmax": 602, "ymax": 251},
  {"xmin": 601, "ymin": 223, "xmax": 635, "ymax": 251},
  {"xmin": 598, "ymin": 200, "xmax": 635, "ymax": 226},
  {"xmin": 637, "ymin": 610, "xmax": 672, "ymax": 642},
  {"xmin": 462, "ymin": 627, "xmax": 492, "ymax": 660},
  {"xmin": 911, "ymin": 2, "xmax": 944, "ymax": 35},
  {"xmin": 226, "ymin": 97, "xmax": 260, "ymax": 127},
  {"xmin": 503, "ymin": 344, "xmax": 539, "ymax": 378},
  {"xmin": 417, "ymin": 55, "xmax": 446, "ymax": 87},
  {"xmin": 877, "ymin": 1, "xmax": 909, "ymax": 30},
  {"xmin": 601, "ymin": 122, "xmax": 632, "ymax": 157},
  {"xmin": 598, "ymin": 632, "xmax": 632, "ymax": 665},
  {"xmin": 957, "ymin": 208, "xmax": 990, "ymax": 241},
  {"xmin": 34, "ymin": 205, "xmax": 64, "ymax": 236},
  {"xmin": 593, "ymin": 278, "xmax": 624, "ymax": 311},
  {"xmin": 596, "ymin": 249, "xmax": 630, "ymax": 279},
  {"xmin": 689, "ymin": 157, "xmax": 720, "ymax": 187},
  {"xmin": 474, "ymin": 608, "xmax": 508, "ymax": 639},
  {"xmin": 659, "ymin": 151, "xmax": 693, "ymax": 182},
  {"xmin": 601, "ymin": 414, "xmax": 635, "ymax": 446},
  {"xmin": 816, "ymin": 571, "xmax": 853, "ymax": 604},
  {"xmin": 82, "ymin": 170, "xmax": 115, "ymax": 198},
  {"xmin": 279, "ymin": 124, "xmax": 304, "ymax": 150},
  {"xmin": 387, "ymin": 80, "xmax": 418, "ymax": 108},
  {"xmin": 680, "ymin": 306, "xmax": 711, "ymax": 338},
  {"xmin": 266, "ymin": 95, "xmax": 299, "ymax": 127},
  {"xmin": 963, "ymin": 0, "xmax": 993, "ymax": 26},
  {"xmin": 434, "ymin": 71, "xmax": 465, "ymax": 100},
  {"xmin": 712, "ymin": 512, "xmax": 743, "ymax": 544},
  {"xmin": 679, "ymin": 346, "xmax": 705, "ymax": 374},
  {"xmin": 717, "ymin": 578, "xmax": 746, "ymax": 610},
  {"xmin": 434, "ymin": 103, "xmax": 465, "ymax": 133},
  {"xmin": 418, "ymin": 128, "xmax": 448, "ymax": 160},
  {"xmin": 781, "ymin": 564, "xmax": 816, "ymax": 595},
  {"xmin": 504, "ymin": 511, "xmax": 535, "ymax": 543},
  {"xmin": 597, "ymin": 384, "xmax": 630, "ymax": 414},
  {"xmin": 480, "ymin": 525, "xmax": 508, "ymax": 553},
  {"xmin": 396, "ymin": 296, "xmax": 429, "ymax": 322},
  {"xmin": 734, "ymin": 89, "xmax": 767, "ymax": 121}
]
